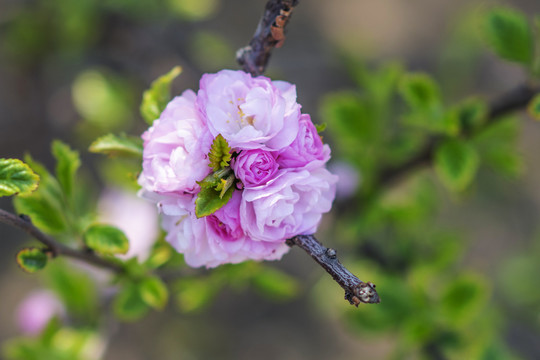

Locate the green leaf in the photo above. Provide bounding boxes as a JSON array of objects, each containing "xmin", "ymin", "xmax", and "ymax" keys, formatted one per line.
[
  {"xmin": 16, "ymin": 248, "xmax": 48, "ymax": 273},
  {"xmin": 528, "ymin": 94, "xmax": 540, "ymax": 120},
  {"xmin": 252, "ymin": 267, "xmax": 300, "ymax": 301},
  {"xmin": 195, "ymin": 172, "xmax": 235, "ymax": 218},
  {"xmin": 0, "ymin": 158, "xmax": 39, "ymax": 197},
  {"xmin": 140, "ymin": 66, "xmax": 182, "ymax": 125},
  {"xmin": 13, "ymin": 156, "xmax": 68, "ymax": 234},
  {"xmin": 174, "ymin": 277, "xmax": 222, "ymax": 313},
  {"xmin": 51, "ymin": 140, "xmax": 80, "ymax": 200},
  {"xmin": 455, "ymin": 97, "xmax": 489, "ymax": 133},
  {"xmin": 398, "ymin": 73, "xmax": 441, "ymax": 111},
  {"xmin": 113, "ymin": 283, "xmax": 149, "ymax": 321},
  {"xmin": 208, "ymin": 134, "xmax": 232, "ymax": 171},
  {"xmin": 83, "ymin": 224, "xmax": 129, "ymax": 255},
  {"xmin": 44, "ymin": 261, "xmax": 98, "ymax": 318},
  {"xmin": 139, "ymin": 277, "xmax": 168, "ymax": 310},
  {"xmin": 89, "ymin": 133, "xmax": 143, "ymax": 157},
  {"xmin": 440, "ymin": 273, "xmax": 490, "ymax": 326},
  {"xmin": 482, "ymin": 7, "xmax": 533, "ymax": 65},
  {"xmin": 434, "ymin": 140, "xmax": 480, "ymax": 192},
  {"xmin": 314, "ymin": 122, "xmax": 327, "ymax": 133}
]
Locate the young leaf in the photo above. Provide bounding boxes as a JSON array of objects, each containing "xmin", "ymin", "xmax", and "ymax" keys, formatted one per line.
[
  {"xmin": 528, "ymin": 94, "xmax": 540, "ymax": 120},
  {"xmin": 114, "ymin": 283, "xmax": 149, "ymax": 321},
  {"xmin": 174, "ymin": 277, "xmax": 222, "ymax": 313},
  {"xmin": 89, "ymin": 133, "xmax": 143, "ymax": 158},
  {"xmin": 195, "ymin": 182, "xmax": 234, "ymax": 218},
  {"xmin": 455, "ymin": 97, "xmax": 489, "ymax": 133},
  {"xmin": 83, "ymin": 224, "xmax": 129, "ymax": 255},
  {"xmin": 434, "ymin": 140, "xmax": 480, "ymax": 192},
  {"xmin": 140, "ymin": 66, "xmax": 182, "ymax": 125},
  {"xmin": 315, "ymin": 123, "xmax": 327, "ymax": 133},
  {"xmin": 13, "ymin": 155, "xmax": 68, "ymax": 234},
  {"xmin": 16, "ymin": 248, "xmax": 48, "ymax": 273},
  {"xmin": 51, "ymin": 140, "xmax": 80, "ymax": 200},
  {"xmin": 139, "ymin": 277, "xmax": 169, "ymax": 310},
  {"xmin": 208, "ymin": 134, "xmax": 232, "ymax": 171},
  {"xmin": 0, "ymin": 158, "xmax": 39, "ymax": 197},
  {"xmin": 482, "ymin": 7, "xmax": 533, "ymax": 65},
  {"xmin": 398, "ymin": 73, "xmax": 441, "ymax": 111}
]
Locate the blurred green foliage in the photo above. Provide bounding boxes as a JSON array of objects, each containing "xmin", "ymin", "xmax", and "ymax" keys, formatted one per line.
[{"xmin": 2, "ymin": 2, "xmax": 540, "ymax": 360}]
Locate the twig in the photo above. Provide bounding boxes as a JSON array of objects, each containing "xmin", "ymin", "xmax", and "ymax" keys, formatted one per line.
[
  {"xmin": 287, "ymin": 235, "xmax": 380, "ymax": 305},
  {"xmin": 378, "ymin": 83, "xmax": 540, "ymax": 187},
  {"xmin": 0, "ymin": 208, "xmax": 124, "ymax": 273},
  {"xmin": 236, "ymin": 0, "xmax": 299, "ymax": 76}
]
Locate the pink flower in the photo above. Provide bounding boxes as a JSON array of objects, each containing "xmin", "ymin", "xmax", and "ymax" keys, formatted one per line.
[
  {"xmin": 162, "ymin": 192, "xmax": 289, "ymax": 268},
  {"xmin": 98, "ymin": 188, "xmax": 159, "ymax": 262},
  {"xmin": 139, "ymin": 90, "xmax": 212, "ymax": 195},
  {"xmin": 240, "ymin": 168, "xmax": 337, "ymax": 242},
  {"xmin": 277, "ymin": 114, "xmax": 330, "ymax": 169},
  {"xmin": 16, "ymin": 291, "xmax": 65, "ymax": 335},
  {"xmin": 197, "ymin": 70, "xmax": 300, "ymax": 150},
  {"xmin": 138, "ymin": 70, "xmax": 337, "ymax": 268},
  {"xmin": 231, "ymin": 149, "xmax": 279, "ymax": 187}
]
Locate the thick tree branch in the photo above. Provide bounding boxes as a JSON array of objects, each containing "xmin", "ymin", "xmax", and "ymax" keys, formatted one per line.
[
  {"xmin": 0, "ymin": 208, "xmax": 124, "ymax": 273},
  {"xmin": 237, "ymin": 0, "xmax": 299, "ymax": 76},
  {"xmin": 287, "ymin": 235, "xmax": 380, "ymax": 305},
  {"xmin": 378, "ymin": 83, "xmax": 540, "ymax": 187}
]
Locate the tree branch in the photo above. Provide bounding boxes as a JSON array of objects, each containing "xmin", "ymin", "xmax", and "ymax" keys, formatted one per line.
[
  {"xmin": 237, "ymin": 0, "xmax": 299, "ymax": 76},
  {"xmin": 0, "ymin": 208, "xmax": 124, "ymax": 273},
  {"xmin": 287, "ymin": 235, "xmax": 380, "ymax": 305},
  {"xmin": 378, "ymin": 83, "xmax": 540, "ymax": 187}
]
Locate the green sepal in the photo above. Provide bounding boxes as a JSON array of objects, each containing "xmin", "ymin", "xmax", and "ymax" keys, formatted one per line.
[
  {"xmin": 434, "ymin": 139, "xmax": 480, "ymax": 192},
  {"xmin": 208, "ymin": 134, "xmax": 232, "ymax": 171},
  {"xmin": 83, "ymin": 224, "xmax": 129, "ymax": 255},
  {"xmin": 195, "ymin": 169, "xmax": 235, "ymax": 218},
  {"xmin": 140, "ymin": 66, "xmax": 182, "ymax": 125},
  {"xmin": 0, "ymin": 158, "xmax": 40, "ymax": 197},
  {"xmin": 89, "ymin": 133, "xmax": 143, "ymax": 158},
  {"xmin": 315, "ymin": 122, "xmax": 327, "ymax": 133},
  {"xmin": 16, "ymin": 248, "xmax": 48, "ymax": 273}
]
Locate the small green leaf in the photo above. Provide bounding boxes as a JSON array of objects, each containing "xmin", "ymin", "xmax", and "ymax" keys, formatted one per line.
[
  {"xmin": 139, "ymin": 277, "xmax": 168, "ymax": 310},
  {"xmin": 140, "ymin": 66, "xmax": 182, "ymax": 125},
  {"xmin": 252, "ymin": 267, "xmax": 300, "ymax": 301},
  {"xmin": 89, "ymin": 133, "xmax": 143, "ymax": 157},
  {"xmin": 528, "ymin": 94, "xmax": 540, "ymax": 120},
  {"xmin": 440, "ymin": 273, "xmax": 490, "ymax": 326},
  {"xmin": 16, "ymin": 248, "xmax": 48, "ymax": 273},
  {"xmin": 114, "ymin": 283, "xmax": 149, "ymax": 321},
  {"xmin": 195, "ymin": 183, "xmax": 234, "ymax": 218},
  {"xmin": 13, "ymin": 155, "xmax": 68, "ymax": 234},
  {"xmin": 0, "ymin": 158, "xmax": 40, "ymax": 197},
  {"xmin": 174, "ymin": 277, "xmax": 222, "ymax": 313},
  {"xmin": 315, "ymin": 123, "xmax": 327, "ymax": 133},
  {"xmin": 83, "ymin": 224, "xmax": 129, "ymax": 255},
  {"xmin": 455, "ymin": 97, "xmax": 489, "ymax": 133},
  {"xmin": 482, "ymin": 7, "xmax": 533, "ymax": 65},
  {"xmin": 398, "ymin": 73, "xmax": 441, "ymax": 111},
  {"xmin": 434, "ymin": 140, "xmax": 480, "ymax": 192},
  {"xmin": 51, "ymin": 140, "xmax": 80, "ymax": 200},
  {"xmin": 208, "ymin": 134, "xmax": 232, "ymax": 171}
]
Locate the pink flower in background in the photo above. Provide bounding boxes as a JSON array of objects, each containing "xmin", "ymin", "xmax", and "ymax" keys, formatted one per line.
[
  {"xmin": 139, "ymin": 69, "xmax": 336, "ymax": 268},
  {"xmin": 16, "ymin": 290, "xmax": 65, "ymax": 335},
  {"xmin": 98, "ymin": 188, "xmax": 159, "ymax": 262},
  {"xmin": 329, "ymin": 161, "xmax": 361, "ymax": 199}
]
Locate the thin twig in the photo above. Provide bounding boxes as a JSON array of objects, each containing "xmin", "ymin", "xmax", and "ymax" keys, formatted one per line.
[
  {"xmin": 378, "ymin": 83, "xmax": 540, "ymax": 187},
  {"xmin": 237, "ymin": 0, "xmax": 299, "ymax": 76},
  {"xmin": 0, "ymin": 209, "xmax": 124, "ymax": 273},
  {"xmin": 287, "ymin": 235, "xmax": 380, "ymax": 305}
]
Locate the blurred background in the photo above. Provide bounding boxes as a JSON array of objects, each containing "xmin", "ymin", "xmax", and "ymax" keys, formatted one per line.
[{"xmin": 1, "ymin": 0, "xmax": 540, "ymax": 359}]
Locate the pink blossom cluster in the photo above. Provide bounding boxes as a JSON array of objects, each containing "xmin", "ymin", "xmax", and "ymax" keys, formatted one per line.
[{"xmin": 139, "ymin": 70, "xmax": 337, "ymax": 268}]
